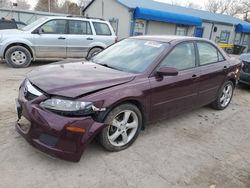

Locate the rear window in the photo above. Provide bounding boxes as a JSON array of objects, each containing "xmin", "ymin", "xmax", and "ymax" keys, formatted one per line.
[{"xmin": 93, "ymin": 22, "xmax": 111, "ymax": 36}]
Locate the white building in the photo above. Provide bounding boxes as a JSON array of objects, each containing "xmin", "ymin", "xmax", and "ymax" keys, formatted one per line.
[{"xmin": 83, "ymin": 0, "xmax": 250, "ymax": 52}]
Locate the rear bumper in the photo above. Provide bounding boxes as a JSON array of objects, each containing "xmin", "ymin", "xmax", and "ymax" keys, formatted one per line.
[
  {"xmin": 16, "ymin": 91, "xmax": 105, "ymax": 162},
  {"xmin": 239, "ymin": 71, "xmax": 250, "ymax": 85}
]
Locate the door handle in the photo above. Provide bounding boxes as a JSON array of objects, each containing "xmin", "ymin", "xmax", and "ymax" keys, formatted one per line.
[
  {"xmin": 58, "ymin": 37, "xmax": 66, "ymax": 40},
  {"xmin": 223, "ymin": 66, "xmax": 228, "ymax": 69},
  {"xmin": 87, "ymin": 37, "xmax": 93, "ymax": 40},
  {"xmin": 192, "ymin": 74, "xmax": 197, "ymax": 78}
]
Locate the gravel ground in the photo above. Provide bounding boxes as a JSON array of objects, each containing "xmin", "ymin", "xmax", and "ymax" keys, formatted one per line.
[{"xmin": 0, "ymin": 60, "xmax": 249, "ymax": 188}]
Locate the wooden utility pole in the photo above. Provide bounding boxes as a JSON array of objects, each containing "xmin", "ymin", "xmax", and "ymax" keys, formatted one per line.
[{"xmin": 48, "ymin": 0, "xmax": 51, "ymax": 12}]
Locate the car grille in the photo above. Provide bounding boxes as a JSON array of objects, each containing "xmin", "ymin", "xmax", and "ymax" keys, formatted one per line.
[{"xmin": 242, "ymin": 62, "xmax": 250, "ymax": 73}]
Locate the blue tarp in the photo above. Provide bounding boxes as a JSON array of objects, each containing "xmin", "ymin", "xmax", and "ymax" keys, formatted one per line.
[
  {"xmin": 133, "ymin": 7, "xmax": 202, "ymax": 26},
  {"xmin": 235, "ymin": 23, "xmax": 250, "ymax": 33}
]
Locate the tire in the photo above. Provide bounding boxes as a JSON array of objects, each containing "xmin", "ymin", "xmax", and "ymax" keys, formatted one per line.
[
  {"xmin": 99, "ymin": 103, "xmax": 142, "ymax": 152},
  {"xmin": 86, "ymin": 47, "xmax": 103, "ymax": 60},
  {"xmin": 5, "ymin": 46, "xmax": 32, "ymax": 68},
  {"xmin": 211, "ymin": 80, "xmax": 234, "ymax": 110}
]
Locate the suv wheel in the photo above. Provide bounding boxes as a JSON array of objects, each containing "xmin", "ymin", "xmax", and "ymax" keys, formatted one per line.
[
  {"xmin": 211, "ymin": 80, "xmax": 234, "ymax": 110},
  {"xmin": 99, "ymin": 103, "xmax": 142, "ymax": 152},
  {"xmin": 5, "ymin": 46, "xmax": 31, "ymax": 68},
  {"xmin": 87, "ymin": 47, "xmax": 103, "ymax": 60}
]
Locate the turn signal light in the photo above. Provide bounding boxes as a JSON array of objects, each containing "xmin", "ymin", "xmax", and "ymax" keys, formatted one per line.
[{"xmin": 66, "ymin": 126, "xmax": 85, "ymax": 133}]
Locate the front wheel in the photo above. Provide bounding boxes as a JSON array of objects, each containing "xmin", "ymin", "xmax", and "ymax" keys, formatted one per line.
[
  {"xmin": 211, "ymin": 81, "xmax": 234, "ymax": 110},
  {"xmin": 99, "ymin": 103, "xmax": 142, "ymax": 152},
  {"xmin": 5, "ymin": 46, "xmax": 32, "ymax": 68}
]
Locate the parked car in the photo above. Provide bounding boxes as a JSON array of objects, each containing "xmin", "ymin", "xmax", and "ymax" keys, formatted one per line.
[
  {"xmin": 16, "ymin": 36, "xmax": 241, "ymax": 162},
  {"xmin": 239, "ymin": 53, "xmax": 250, "ymax": 85},
  {"xmin": 0, "ymin": 17, "xmax": 26, "ymax": 30},
  {"xmin": 0, "ymin": 16, "xmax": 117, "ymax": 68}
]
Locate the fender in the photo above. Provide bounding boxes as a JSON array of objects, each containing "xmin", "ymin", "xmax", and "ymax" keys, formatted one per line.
[{"xmin": 1, "ymin": 38, "xmax": 35, "ymax": 60}]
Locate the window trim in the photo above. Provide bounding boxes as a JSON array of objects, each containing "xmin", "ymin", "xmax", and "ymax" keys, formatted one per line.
[
  {"xmin": 68, "ymin": 20, "xmax": 93, "ymax": 35},
  {"xmin": 34, "ymin": 19, "xmax": 67, "ymax": 35},
  {"xmin": 195, "ymin": 41, "xmax": 226, "ymax": 66},
  {"xmin": 157, "ymin": 41, "xmax": 197, "ymax": 72},
  {"xmin": 92, "ymin": 21, "xmax": 112, "ymax": 36}
]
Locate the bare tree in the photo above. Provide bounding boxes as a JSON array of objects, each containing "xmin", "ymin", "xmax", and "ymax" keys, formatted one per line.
[
  {"xmin": 205, "ymin": 0, "xmax": 243, "ymax": 16},
  {"xmin": 0, "ymin": 0, "xmax": 12, "ymax": 8},
  {"xmin": 15, "ymin": 0, "xmax": 30, "ymax": 10},
  {"xmin": 205, "ymin": 0, "xmax": 250, "ymax": 21},
  {"xmin": 35, "ymin": 0, "xmax": 60, "ymax": 13},
  {"xmin": 242, "ymin": 0, "xmax": 250, "ymax": 21}
]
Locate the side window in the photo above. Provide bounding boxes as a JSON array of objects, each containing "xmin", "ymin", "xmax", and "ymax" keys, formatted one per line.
[
  {"xmin": 160, "ymin": 43, "xmax": 196, "ymax": 70},
  {"xmin": 69, "ymin": 20, "xmax": 92, "ymax": 35},
  {"xmin": 93, "ymin": 22, "xmax": 112, "ymax": 35},
  {"xmin": 197, "ymin": 42, "xmax": 224, "ymax": 65},
  {"xmin": 40, "ymin": 20, "xmax": 66, "ymax": 34}
]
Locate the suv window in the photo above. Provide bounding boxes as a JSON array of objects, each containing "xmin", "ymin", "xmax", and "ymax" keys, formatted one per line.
[
  {"xmin": 69, "ymin": 20, "xmax": 92, "ymax": 35},
  {"xmin": 197, "ymin": 42, "xmax": 225, "ymax": 65},
  {"xmin": 93, "ymin": 22, "xmax": 111, "ymax": 35},
  {"xmin": 160, "ymin": 43, "xmax": 196, "ymax": 70},
  {"xmin": 40, "ymin": 19, "xmax": 66, "ymax": 34}
]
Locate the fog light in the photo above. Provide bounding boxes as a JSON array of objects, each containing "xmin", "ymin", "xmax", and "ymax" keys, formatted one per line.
[{"xmin": 66, "ymin": 126, "xmax": 85, "ymax": 133}]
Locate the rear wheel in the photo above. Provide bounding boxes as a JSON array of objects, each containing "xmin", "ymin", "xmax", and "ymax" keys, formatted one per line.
[
  {"xmin": 211, "ymin": 81, "xmax": 234, "ymax": 110},
  {"xmin": 87, "ymin": 47, "xmax": 103, "ymax": 60},
  {"xmin": 99, "ymin": 103, "xmax": 142, "ymax": 152},
  {"xmin": 5, "ymin": 46, "xmax": 31, "ymax": 68}
]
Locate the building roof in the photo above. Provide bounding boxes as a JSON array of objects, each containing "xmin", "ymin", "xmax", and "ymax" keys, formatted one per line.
[
  {"xmin": 117, "ymin": 0, "xmax": 250, "ymax": 26},
  {"xmin": 134, "ymin": 7, "xmax": 202, "ymax": 26}
]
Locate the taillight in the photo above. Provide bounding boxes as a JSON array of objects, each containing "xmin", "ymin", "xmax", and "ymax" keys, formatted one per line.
[{"xmin": 115, "ymin": 36, "xmax": 118, "ymax": 43}]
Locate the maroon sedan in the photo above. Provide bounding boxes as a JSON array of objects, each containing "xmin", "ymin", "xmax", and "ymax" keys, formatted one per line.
[{"xmin": 16, "ymin": 36, "xmax": 241, "ymax": 162}]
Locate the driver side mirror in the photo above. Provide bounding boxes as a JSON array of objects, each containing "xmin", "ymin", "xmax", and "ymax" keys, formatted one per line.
[
  {"xmin": 156, "ymin": 66, "xmax": 178, "ymax": 77},
  {"xmin": 33, "ymin": 28, "xmax": 44, "ymax": 34},
  {"xmin": 38, "ymin": 28, "xmax": 44, "ymax": 34}
]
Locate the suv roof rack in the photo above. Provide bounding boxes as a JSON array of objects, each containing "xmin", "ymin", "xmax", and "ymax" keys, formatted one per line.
[{"xmin": 66, "ymin": 15, "xmax": 105, "ymax": 21}]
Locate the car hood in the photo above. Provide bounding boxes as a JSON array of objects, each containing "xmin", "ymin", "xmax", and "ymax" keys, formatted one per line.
[
  {"xmin": 27, "ymin": 62, "xmax": 136, "ymax": 98},
  {"xmin": 0, "ymin": 29, "xmax": 24, "ymax": 35},
  {"xmin": 240, "ymin": 53, "xmax": 250, "ymax": 63}
]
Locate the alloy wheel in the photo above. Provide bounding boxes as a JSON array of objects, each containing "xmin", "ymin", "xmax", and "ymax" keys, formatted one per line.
[
  {"xmin": 107, "ymin": 110, "xmax": 139, "ymax": 147},
  {"xmin": 220, "ymin": 84, "xmax": 233, "ymax": 107}
]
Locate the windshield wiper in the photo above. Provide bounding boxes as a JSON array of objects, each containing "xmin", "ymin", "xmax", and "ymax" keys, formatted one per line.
[{"xmin": 98, "ymin": 63, "xmax": 123, "ymax": 71}]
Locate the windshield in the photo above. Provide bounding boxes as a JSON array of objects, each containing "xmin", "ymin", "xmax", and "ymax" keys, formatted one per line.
[
  {"xmin": 92, "ymin": 39, "xmax": 168, "ymax": 73},
  {"xmin": 21, "ymin": 17, "xmax": 48, "ymax": 31}
]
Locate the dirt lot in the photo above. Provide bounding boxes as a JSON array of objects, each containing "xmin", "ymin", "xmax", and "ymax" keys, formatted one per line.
[{"xmin": 0, "ymin": 60, "xmax": 249, "ymax": 188}]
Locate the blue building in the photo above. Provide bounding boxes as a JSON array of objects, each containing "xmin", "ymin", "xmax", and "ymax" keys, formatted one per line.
[{"xmin": 84, "ymin": 0, "xmax": 250, "ymax": 52}]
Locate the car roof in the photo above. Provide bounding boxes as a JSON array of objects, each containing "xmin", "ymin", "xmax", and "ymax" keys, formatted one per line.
[
  {"xmin": 44, "ymin": 16, "xmax": 108, "ymax": 23},
  {"xmin": 130, "ymin": 35, "xmax": 210, "ymax": 43}
]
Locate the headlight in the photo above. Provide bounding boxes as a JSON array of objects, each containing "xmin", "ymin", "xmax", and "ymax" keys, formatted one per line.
[
  {"xmin": 25, "ymin": 79, "xmax": 43, "ymax": 96},
  {"xmin": 40, "ymin": 98, "xmax": 93, "ymax": 116}
]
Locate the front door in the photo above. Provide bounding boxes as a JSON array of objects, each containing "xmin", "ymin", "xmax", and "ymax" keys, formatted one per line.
[
  {"xmin": 149, "ymin": 42, "xmax": 200, "ymax": 121},
  {"xmin": 33, "ymin": 19, "xmax": 67, "ymax": 58}
]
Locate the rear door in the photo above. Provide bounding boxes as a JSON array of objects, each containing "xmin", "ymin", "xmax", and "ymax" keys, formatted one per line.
[
  {"xmin": 149, "ymin": 42, "xmax": 200, "ymax": 121},
  {"xmin": 196, "ymin": 41, "xmax": 229, "ymax": 106},
  {"xmin": 67, "ymin": 20, "xmax": 93, "ymax": 58},
  {"xmin": 33, "ymin": 19, "xmax": 67, "ymax": 58},
  {"xmin": 91, "ymin": 21, "xmax": 116, "ymax": 47}
]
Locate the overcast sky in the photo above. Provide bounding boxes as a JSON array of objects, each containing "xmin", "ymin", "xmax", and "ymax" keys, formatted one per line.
[{"xmin": 11, "ymin": 0, "xmax": 207, "ymax": 10}]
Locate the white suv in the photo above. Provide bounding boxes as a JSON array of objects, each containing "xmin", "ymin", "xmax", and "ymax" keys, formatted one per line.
[{"xmin": 0, "ymin": 16, "xmax": 117, "ymax": 68}]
